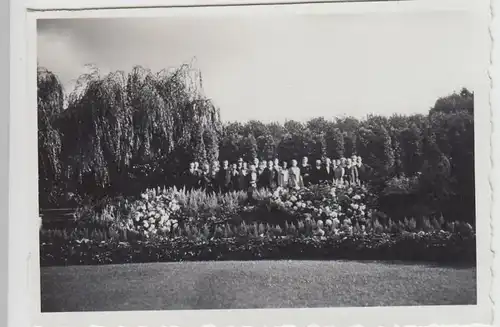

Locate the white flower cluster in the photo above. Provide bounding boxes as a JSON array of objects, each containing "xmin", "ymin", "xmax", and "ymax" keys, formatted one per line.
[
  {"xmin": 128, "ymin": 188, "xmax": 181, "ymax": 237},
  {"xmin": 348, "ymin": 191, "xmax": 366, "ymax": 218},
  {"xmin": 270, "ymin": 186, "xmax": 344, "ymax": 223}
]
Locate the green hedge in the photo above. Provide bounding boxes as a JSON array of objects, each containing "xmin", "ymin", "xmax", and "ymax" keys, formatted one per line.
[{"xmin": 40, "ymin": 231, "xmax": 475, "ymax": 266}]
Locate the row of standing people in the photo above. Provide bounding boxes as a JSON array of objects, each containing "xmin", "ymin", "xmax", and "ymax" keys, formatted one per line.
[{"xmin": 183, "ymin": 155, "xmax": 370, "ymax": 193}]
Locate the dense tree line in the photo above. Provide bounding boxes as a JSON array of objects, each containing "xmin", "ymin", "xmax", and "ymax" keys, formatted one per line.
[{"xmin": 38, "ymin": 65, "xmax": 475, "ymax": 224}]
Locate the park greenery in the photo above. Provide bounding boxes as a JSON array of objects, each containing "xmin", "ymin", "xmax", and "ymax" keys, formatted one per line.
[{"xmin": 38, "ymin": 63, "xmax": 476, "ymax": 265}]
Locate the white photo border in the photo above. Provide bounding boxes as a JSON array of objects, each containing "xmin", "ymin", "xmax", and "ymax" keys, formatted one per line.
[
  {"xmin": 6, "ymin": 0, "xmax": 497, "ymax": 326},
  {"xmin": 1, "ymin": 0, "xmax": 10, "ymax": 326}
]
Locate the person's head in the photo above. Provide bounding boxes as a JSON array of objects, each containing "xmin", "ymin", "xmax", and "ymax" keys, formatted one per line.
[
  {"xmin": 282, "ymin": 161, "xmax": 288, "ymax": 169},
  {"xmin": 315, "ymin": 159, "xmax": 322, "ymax": 167},
  {"xmin": 291, "ymin": 159, "xmax": 298, "ymax": 167},
  {"xmin": 232, "ymin": 163, "xmax": 237, "ymax": 170},
  {"xmin": 356, "ymin": 156, "xmax": 362, "ymax": 165},
  {"xmin": 274, "ymin": 158, "xmax": 280, "ymax": 166},
  {"xmin": 325, "ymin": 158, "xmax": 331, "ymax": 165},
  {"xmin": 249, "ymin": 164, "xmax": 256, "ymax": 172},
  {"xmin": 253, "ymin": 158, "xmax": 259, "ymax": 166},
  {"xmin": 336, "ymin": 159, "xmax": 341, "ymax": 166},
  {"xmin": 223, "ymin": 160, "xmax": 229, "ymax": 168},
  {"xmin": 347, "ymin": 158, "xmax": 352, "ymax": 166},
  {"xmin": 267, "ymin": 160, "xmax": 274, "ymax": 169},
  {"xmin": 243, "ymin": 162, "xmax": 248, "ymax": 169},
  {"xmin": 238, "ymin": 158, "xmax": 243, "ymax": 167},
  {"xmin": 194, "ymin": 161, "xmax": 199, "ymax": 169},
  {"xmin": 203, "ymin": 163, "xmax": 210, "ymax": 172},
  {"xmin": 189, "ymin": 162, "xmax": 195, "ymax": 170},
  {"xmin": 302, "ymin": 157, "xmax": 308, "ymax": 165},
  {"xmin": 261, "ymin": 160, "xmax": 267, "ymax": 168},
  {"xmin": 351, "ymin": 155, "xmax": 357, "ymax": 161}
]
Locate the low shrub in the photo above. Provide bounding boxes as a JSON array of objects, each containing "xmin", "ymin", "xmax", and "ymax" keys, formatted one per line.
[{"xmin": 40, "ymin": 230, "xmax": 476, "ymax": 266}]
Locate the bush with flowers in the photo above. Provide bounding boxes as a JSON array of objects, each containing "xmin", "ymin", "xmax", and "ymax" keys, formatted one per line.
[
  {"xmin": 258, "ymin": 183, "xmax": 376, "ymax": 229},
  {"xmin": 125, "ymin": 187, "xmax": 182, "ymax": 238},
  {"xmin": 335, "ymin": 184, "xmax": 376, "ymax": 224}
]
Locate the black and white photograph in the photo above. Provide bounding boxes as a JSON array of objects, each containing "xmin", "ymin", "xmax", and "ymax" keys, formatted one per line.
[{"xmin": 33, "ymin": 0, "xmax": 492, "ymax": 322}]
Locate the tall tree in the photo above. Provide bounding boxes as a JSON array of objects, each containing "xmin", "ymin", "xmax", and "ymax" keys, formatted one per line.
[
  {"xmin": 239, "ymin": 134, "xmax": 258, "ymax": 162},
  {"xmin": 257, "ymin": 134, "xmax": 277, "ymax": 160},
  {"xmin": 326, "ymin": 127, "xmax": 345, "ymax": 159},
  {"xmin": 37, "ymin": 67, "xmax": 64, "ymax": 206},
  {"xmin": 400, "ymin": 123, "xmax": 424, "ymax": 176}
]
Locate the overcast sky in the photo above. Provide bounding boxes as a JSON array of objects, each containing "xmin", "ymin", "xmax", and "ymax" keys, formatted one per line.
[{"xmin": 37, "ymin": 9, "xmax": 485, "ymax": 122}]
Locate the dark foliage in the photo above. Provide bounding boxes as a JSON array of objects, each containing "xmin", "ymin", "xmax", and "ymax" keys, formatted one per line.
[{"xmin": 40, "ymin": 231, "xmax": 475, "ymax": 266}]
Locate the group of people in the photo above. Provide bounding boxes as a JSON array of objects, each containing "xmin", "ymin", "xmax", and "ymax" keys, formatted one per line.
[{"xmin": 183, "ymin": 155, "xmax": 370, "ymax": 195}]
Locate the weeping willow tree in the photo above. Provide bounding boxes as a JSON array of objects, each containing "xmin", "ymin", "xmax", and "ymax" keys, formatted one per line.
[
  {"xmin": 124, "ymin": 66, "xmax": 174, "ymax": 188},
  {"xmin": 155, "ymin": 65, "xmax": 221, "ymax": 168},
  {"xmin": 57, "ymin": 66, "xmax": 132, "ymax": 196},
  {"xmin": 38, "ymin": 63, "xmax": 221, "ymax": 201},
  {"xmin": 37, "ymin": 67, "xmax": 64, "ymax": 206}
]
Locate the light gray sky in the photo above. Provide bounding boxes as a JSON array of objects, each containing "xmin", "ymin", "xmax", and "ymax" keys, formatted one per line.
[{"xmin": 37, "ymin": 10, "xmax": 484, "ymax": 122}]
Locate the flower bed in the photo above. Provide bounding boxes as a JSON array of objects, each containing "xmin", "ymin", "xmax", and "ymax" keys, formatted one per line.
[
  {"xmin": 257, "ymin": 184, "xmax": 377, "ymax": 227},
  {"xmin": 40, "ymin": 231, "xmax": 476, "ymax": 266},
  {"xmin": 41, "ymin": 184, "xmax": 476, "ymax": 266},
  {"xmin": 108, "ymin": 184, "xmax": 379, "ymax": 236}
]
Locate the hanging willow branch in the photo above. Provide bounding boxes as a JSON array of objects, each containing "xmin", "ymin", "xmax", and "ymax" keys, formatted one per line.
[
  {"xmin": 39, "ymin": 63, "xmax": 221, "ymax": 195},
  {"xmin": 38, "ymin": 67, "xmax": 64, "ymax": 185},
  {"xmin": 59, "ymin": 68, "xmax": 133, "ymax": 186}
]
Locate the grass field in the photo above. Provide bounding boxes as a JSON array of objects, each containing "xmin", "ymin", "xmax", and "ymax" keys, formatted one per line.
[{"xmin": 40, "ymin": 260, "xmax": 476, "ymax": 312}]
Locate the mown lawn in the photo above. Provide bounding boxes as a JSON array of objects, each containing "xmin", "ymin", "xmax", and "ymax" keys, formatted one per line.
[{"xmin": 40, "ymin": 260, "xmax": 476, "ymax": 312}]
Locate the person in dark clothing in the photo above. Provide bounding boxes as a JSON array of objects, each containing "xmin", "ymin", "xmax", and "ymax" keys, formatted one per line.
[
  {"xmin": 184, "ymin": 162, "xmax": 198, "ymax": 191},
  {"xmin": 230, "ymin": 163, "xmax": 240, "ymax": 191},
  {"xmin": 260, "ymin": 160, "xmax": 279, "ymax": 189},
  {"xmin": 237, "ymin": 158, "xmax": 244, "ymax": 171},
  {"xmin": 192, "ymin": 161, "xmax": 202, "ymax": 189},
  {"xmin": 322, "ymin": 157, "xmax": 334, "ymax": 183},
  {"xmin": 237, "ymin": 159, "xmax": 247, "ymax": 191},
  {"xmin": 301, "ymin": 156, "xmax": 312, "ymax": 186},
  {"xmin": 257, "ymin": 160, "xmax": 266, "ymax": 188},
  {"xmin": 217, "ymin": 160, "xmax": 232, "ymax": 193},
  {"xmin": 310, "ymin": 159, "xmax": 323, "ymax": 184},
  {"xmin": 355, "ymin": 156, "xmax": 370, "ymax": 184},
  {"xmin": 207, "ymin": 163, "xmax": 218, "ymax": 194},
  {"xmin": 199, "ymin": 163, "xmax": 211, "ymax": 191},
  {"xmin": 233, "ymin": 158, "xmax": 247, "ymax": 190}
]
